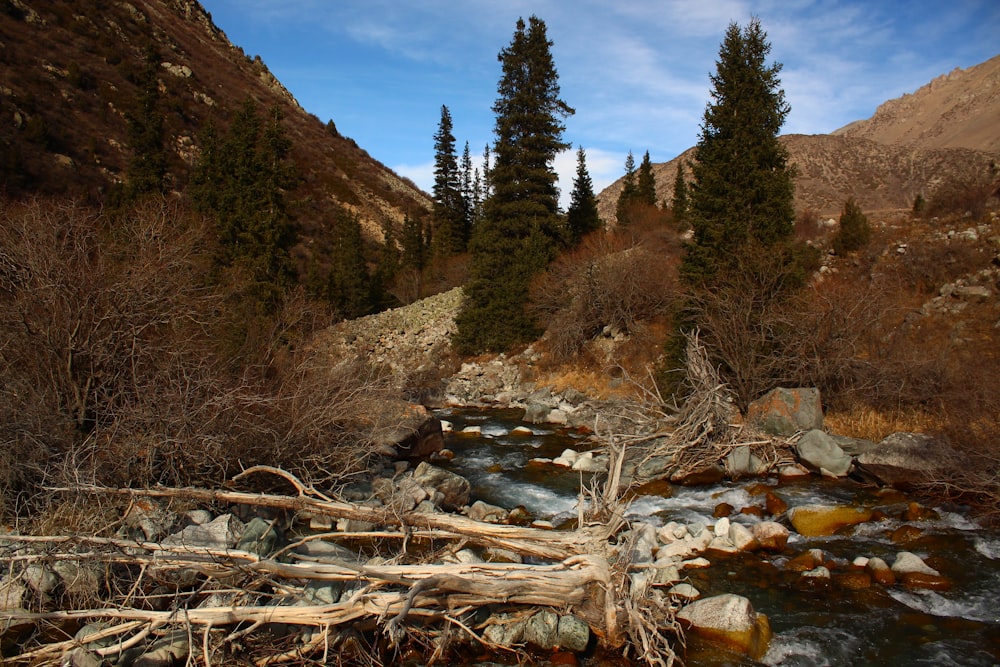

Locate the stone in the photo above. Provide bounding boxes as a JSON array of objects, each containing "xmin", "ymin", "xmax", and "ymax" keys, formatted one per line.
[
  {"xmin": 379, "ymin": 403, "xmax": 445, "ymax": 459},
  {"xmin": 751, "ymin": 521, "xmax": 789, "ymax": 552},
  {"xmin": 555, "ymin": 614, "xmax": 590, "ymax": 652},
  {"xmin": 787, "ymin": 504, "xmax": 873, "ymax": 537},
  {"xmin": 124, "ymin": 497, "xmax": 177, "ymax": 541},
  {"xmin": 729, "ymin": 522, "xmax": 759, "ymax": 552},
  {"xmin": 132, "ymin": 629, "xmax": 190, "ymax": 667},
  {"xmin": 571, "ymin": 451, "xmax": 607, "ymax": 473},
  {"xmin": 668, "ymin": 583, "xmax": 701, "ymax": 601},
  {"xmin": 795, "ymin": 429, "xmax": 853, "ymax": 477},
  {"xmin": 891, "ymin": 551, "xmax": 940, "ymax": 576},
  {"xmin": 23, "ymin": 563, "xmax": 60, "ymax": 595},
  {"xmin": 163, "ymin": 513, "xmax": 243, "ymax": 550},
  {"xmin": 411, "ymin": 461, "xmax": 471, "ymax": 510},
  {"xmin": 466, "ymin": 500, "xmax": 507, "ymax": 523},
  {"xmin": 52, "ymin": 560, "xmax": 101, "ymax": 599},
  {"xmin": 523, "ymin": 609, "xmax": 559, "ymax": 649},
  {"xmin": 236, "ymin": 517, "xmax": 284, "ymax": 558},
  {"xmin": 747, "ymin": 387, "xmax": 823, "ymax": 436},
  {"xmin": 677, "ymin": 593, "xmax": 772, "ymax": 660},
  {"xmin": 901, "ymin": 572, "xmax": 952, "ymax": 591},
  {"xmin": 764, "ymin": 491, "xmax": 788, "ymax": 517},
  {"xmin": 483, "ymin": 612, "xmax": 524, "ymax": 646},
  {"xmin": 0, "ymin": 577, "xmax": 25, "ymax": 610},
  {"xmin": 670, "ymin": 463, "xmax": 725, "ymax": 486},
  {"xmin": 856, "ymin": 432, "xmax": 951, "ymax": 489}
]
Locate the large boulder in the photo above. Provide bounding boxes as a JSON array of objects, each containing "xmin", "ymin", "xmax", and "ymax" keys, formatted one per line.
[
  {"xmin": 856, "ymin": 432, "xmax": 951, "ymax": 489},
  {"xmin": 787, "ymin": 504, "xmax": 873, "ymax": 537},
  {"xmin": 795, "ymin": 429, "xmax": 853, "ymax": 477},
  {"xmin": 411, "ymin": 461, "xmax": 471, "ymax": 510},
  {"xmin": 377, "ymin": 402, "xmax": 445, "ymax": 459},
  {"xmin": 747, "ymin": 387, "xmax": 823, "ymax": 436},
  {"xmin": 677, "ymin": 593, "xmax": 772, "ymax": 660}
]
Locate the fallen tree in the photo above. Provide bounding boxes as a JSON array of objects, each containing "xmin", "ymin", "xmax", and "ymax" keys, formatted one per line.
[{"xmin": 0, "ymin": 467, "xmax": 685, "ymax": 667}]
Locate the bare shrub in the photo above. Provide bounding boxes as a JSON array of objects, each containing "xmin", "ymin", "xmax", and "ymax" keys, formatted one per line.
[
  {"xmin": 0, "ymin": 198, "xmax": 401, "ymax": 522},
  {"xmin": 794, "ymin": 208, "xmax": 824, "ymax": 242},
  {"xmin": 927, "ymin": 161, "xmax": 999, "ymax": 220},
  {"xmin": 529, "ymin": 225, "xmax": 680, "ymax": 361}
]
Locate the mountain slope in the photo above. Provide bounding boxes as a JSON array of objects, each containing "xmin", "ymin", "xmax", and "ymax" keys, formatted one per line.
[
  {"xmin": 0, "ymin": 0, "xmax": 431, "ymax": 242},
  {"xmin": 833, "ymin": 54, "xmax": 1000, "ymax": 153}
]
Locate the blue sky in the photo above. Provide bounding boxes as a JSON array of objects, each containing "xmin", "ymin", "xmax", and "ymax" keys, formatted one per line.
[{"xmin": 199, "ymin": 1, "xmax": 999, "ymax": 205}]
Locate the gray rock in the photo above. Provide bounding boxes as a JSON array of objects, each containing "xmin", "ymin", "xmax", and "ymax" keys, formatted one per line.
[
  {"xmin": 522, "ymin": 609, "xmax": 559, "ymax": 649},
  {"xmin": 411, "ymin": 461, "xmax": 471, "ymax": 510},
  {"xmin": 163, "ymin": 513, "xmax": 243, "ymax": 550},
  {"xmin": 482, "ymin": 612, "xmax": 525, "ymax": 646},
  {"xmin": 725, "ymin": 445, "xmax": 768, "ymax": 477},
  {"xmin": 23, "ymin": 563, "xmax": 60, "ymax": 595},
  {"xmin": 747, "ymin": 387, "xmax": 823, "ymax": 436},
  {"xmin": 829, "ymin": 434, "xmax": 876, "ymax": 457},
  {"xmin": 132, "ymin": 629, "xmax": 190, "ymax": 667},
  {"xmin": 0, "ymin": 577, "xmax": 25, "ymax": 610},
  {"xmin": 53, "ymin": 560, "xmax": 101, "ymax": 599},
  {"xmin": 858, "ymin": 432, "xmax": 950, "ymax": 471},
  {"xmin": 556, "ymin": 614, "xmax": 590, "ymax": 652},
  {"xmin": 795, "ymin": 429, "xmax": 852, "ymax": 477},
  {"xmin": 891, "ymin": 551, "xmax": 940, "ymax": 576},
  {"xmin": 236, "ymin": 517, "xmax": 283, "ymax": 558}
]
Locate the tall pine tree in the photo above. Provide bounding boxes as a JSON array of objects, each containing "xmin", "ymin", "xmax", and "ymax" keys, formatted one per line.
[
  {"xmin": 682, "ymin": 18, "xmax": 795, "ymax": 287},
  {"xmin": 636, "ymin": 150, "xmax": 658, "ymax": 207},
  {"xmin": 566, "ymin": 146, "xmax": 601, "ymax": 244},
  {"xmin": 671, "ymin": 162, "xmax": 689, "ymax": 225},
  {"xmin": 615, "ymin": 151, "xmax": 638, "ymax": 227},
  {"xmin": 454, "ymin": 16, "xmax": 573, "ymax": 353},
  {"xmin": 430, "ymin": 105, "xmax": 465, "ymax": 256},
  {"xmin": 191, "ymin": 98, "xmax": 297, "ymax": 304}
]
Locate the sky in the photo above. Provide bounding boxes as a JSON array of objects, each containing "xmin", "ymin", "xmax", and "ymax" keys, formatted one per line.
[{"xmin": 198, "ymin": 1, "xmax": 1000, "ymax": 206}]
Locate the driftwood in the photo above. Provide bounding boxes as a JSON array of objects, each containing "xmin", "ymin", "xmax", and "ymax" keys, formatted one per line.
[{"xmin": 1, "ymin": 469, "xmax": 673, "ymax": 666}]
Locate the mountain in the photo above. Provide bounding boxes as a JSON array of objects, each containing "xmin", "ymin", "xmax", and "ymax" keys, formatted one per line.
[
  {"xmin": 0, "ymin": 0, "xmax": 431, "ymax": 242},
  {"xmin": 597, "ymin": 54, "xmax": 1000, "ymax": 219}
]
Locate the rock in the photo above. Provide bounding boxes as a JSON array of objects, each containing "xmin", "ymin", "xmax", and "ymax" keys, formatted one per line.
[
  {"xmin": 23, "ymin": 563, "xmax": 60, "ymax": 596},
  {"xmin": 891, "ymin": 551, "xmax": 940, "ymax": 576},
  {"xmin": 466, "ymin": 500, "xmax": 507, "ymax": 523},
  {"xmin": 785, "ymin": 549, "xmax": 826, "ymax": 572},
  {"xmin": 671, "ymin": 463, "xmax": 725, "ymax": 486},
  {"xmin": 132, "ymin": 629, "xmax": 190, "ymax": 667},
  {"xmin": 891, "ymin": 525, "xmax": 923, "ymax": 544},
  {"xmin": 236, "ymin": 517, "xmax": 284, "ymax": 558},
  {"xmin": 856, "ymin": 432, "xmax": 951, "ymax": 489},
  {"xmin": 776, "ymin": 463, "xmax": 811, "ymax": 480},
  {"xmin": 555, "ymin": 614, "xmax": 590, "ymax": 652},
  {"xmin": 524, "ymin": 402, "xmax": 553, "ymax": 424},
  {"xmin": 902, "ymin": 502, "xmax": 940, "ymax": 522},
  {"xmin": 787, "ymin": 504, "xmax": 873, "ymax": 537},
  {"xmin": 0, "ymin": 577, "xmax": 26, "ymax": 610},
  {"xmin": 378, "ymin": 403, "xmax": 445, "ymax": 459},
  {"xmin": 483, "ymin": 612, "xmax": 524, "ymax": 646},
  {"xmin": 652, "ymin": 562, "xmax": 681, "ymax": 585},
  {"xmin": 751, "ymin": 521, "xmax": 789, "ymax": 551},
  {"xmin": 511, "ymin": 426, "xmax": 534, "ymax": 435},
  {"xmin": 830, "ymin": 434, "xmax": 876, "ymax": 457},
  {"xmin": 725, "ymin": 445, "xmax": 767, "ymax": 477},
  {"xmin": 834, "ymin": 570, "xmax": 873, "ymax": 591},
  {"xmin": 729, "ymin": 522, "xmax": 759, "ymax": 551},
  {"xmin": 901, "ymin": 572, "xmax": 953, "ymax": 591},
  {"xmin": 483, "ymin": 547, "xmax": 522, "ymax": 564},
  {"xmin": 747, "ymin": 387, "xmax": 823, "ymax": 436},
  {"xmin": 865, "ymin": 557, "xmax": 896, "ymax": 586},
  {"xmin": 553, "ymin": 448, "xmax": 579, "ymax": 467},
  {"xmin": 52, "ymin": 561, "xmax": 101, "ymax": 599},
  {"xmin": 764, "ymin": 491, "xmax": 788, "ymax": 517},
  {"xmin": 411, "ymin": 461, "xmax": 471, "ymax": 510},
  {"xmin": 124, "ymin": 497, "xmax": 177, "ymax": 541},
  {"xmin": 163, "ymin": 513, "xmax": 243, "ymax": 550},
  {"xmin": 571, "ymin": 451, "xmax": 607, "ymax": 473},
  {"xmin": 668, "ymin": 583, "xmax": 701, "ymax": 601},
  {"xmin": 677, "ymin": 593, "xmax": 772, "ymax": 660},
  {"xmin": 795, "ymin": 429, "xmax": 853, "ymax": 477},
  {"xmin": 522, "ymin": 609, "xmax": 559, "ymax": 649}
]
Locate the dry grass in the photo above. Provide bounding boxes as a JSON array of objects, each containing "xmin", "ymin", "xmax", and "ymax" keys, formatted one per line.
[{"xmin": 823, "ymin": 406, "xmax": 943, "ymax": 443}]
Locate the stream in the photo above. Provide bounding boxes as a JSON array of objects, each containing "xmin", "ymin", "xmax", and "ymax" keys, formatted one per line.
[{"xmin": 436, "ymin": 407, "xmax": 1000, "ymax": 666}]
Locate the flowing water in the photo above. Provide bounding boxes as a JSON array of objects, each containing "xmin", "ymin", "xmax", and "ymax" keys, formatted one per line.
[{"xmin": 437, "ymin": 408, "xmax": 1000, "ymax": 666}]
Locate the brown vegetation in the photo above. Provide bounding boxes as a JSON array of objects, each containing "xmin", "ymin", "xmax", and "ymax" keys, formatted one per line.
[{"xmin": 0, "ymin": 198, "xmax": 401, "ymax": 525}]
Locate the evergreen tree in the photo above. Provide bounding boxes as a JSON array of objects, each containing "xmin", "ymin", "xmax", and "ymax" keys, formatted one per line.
[
  {"xmin": 454, "ymin": 16, "xmax": 574, "ymax": 353},
  {"xmin": 326, "ymin": 210, "xmax": 373, "ymax": 319},
  {"xmin": 682, "ymin": 18, "xmax": 795, "ymax": 286},
  {"xmin": 431, "ymin": 105, "xmax": 465, "ymax": 256},
  {"xmin": 123, "ymin": 46, "xmax": 166, "ymax": 199},
  {"xmin": 566, "ymin": 146, "xmax": 602, "ymax": 243},
  {"xmin": 672, "ymin": 162, "xmax": 689, "ymax": 224},
  {"xmin": 636, "ymin": 150, "xmax": 657, "ymax": 207},
  {"xmin": 832, "ymin": 197, "xmax": 871, "ymax": 255},
  {"xmin": 615, "ymin": 151, "xmax": 638, "ymax": 227},
  {"xmin": 459, "ymin": 141, "xmax": 476, "ymax": 238},
  {"xmin": 400, "ymin": 212, "xmax": 428, "ymax": 272},
  {"xmin": 191, "ymin": 98, "xmax": 297, "ymax": 301}
]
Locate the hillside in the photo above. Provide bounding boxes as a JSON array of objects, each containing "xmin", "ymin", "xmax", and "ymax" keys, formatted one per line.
[
  {"xmin": 834, "ymin": 54, "xmax": 1000, "ymax": 152},
  {"xmin": 0, "ymin": 0, "xmax": 431, "ymax": 245},
  {"xmin": 597, "ymin": 54, "xmax": 1000, "ymax": 219}
]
